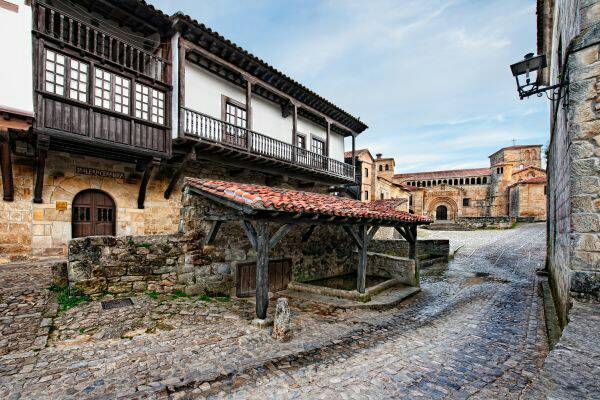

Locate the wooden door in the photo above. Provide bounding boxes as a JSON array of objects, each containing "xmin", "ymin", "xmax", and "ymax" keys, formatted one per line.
[
  {"xmin": 236, "ymin": 258, "xmax": 293, "ymax": 297},
  {"xmin": 72, "ymin": 190, "xmax": 116, "ymax": 238},
  {"xmin": 436, "ymin": 205, "xmax": 448, "ymax": 221}
]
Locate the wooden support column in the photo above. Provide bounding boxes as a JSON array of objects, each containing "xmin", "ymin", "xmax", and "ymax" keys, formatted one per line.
[
  {"xmin": 245, "ymin": 80, "xmax": 253, "ymax": 130},
  {"xmin": 33, "ymin": 135, "xmax": 49, "ymax": 204},
  {"xmin": 292, "ymin": 103, "xmax": 298, "ymax": 162},
  {"xmin": 357, "ymin": 225, "xmax": 368, "ymax": 293},
  {"xmin": 138, "ymin": 157, "xmax": 160, "ymax": 209},
  {"xmin": 255, "ymin": 221, "xmax": 270, "ymax": 319},
  {"xmin": 351, "ymin": 134, "xmax": 356, "ymax": 176},
  {"xmin": 0, "ymin": 129, "xmax": 14, "ymax": 201},
  {"xmin": 395, "ymin": 225, "xmax": 419, "ymax": 286},
  {"xmin": 325, "ymin": 120, "xmax": 331, "ymax": 158}
]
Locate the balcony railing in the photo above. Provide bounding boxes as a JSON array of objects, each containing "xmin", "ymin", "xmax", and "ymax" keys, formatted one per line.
[
  {"xmin": 34, "ymin": 3, "xmax": 168, "ymax": 83},
  {"xmin": 182, "ymin": 108, "xmax": 354, "ymax": 181}
]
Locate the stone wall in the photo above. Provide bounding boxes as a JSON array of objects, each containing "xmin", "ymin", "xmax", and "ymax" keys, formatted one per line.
[
  {"xmin": 545, "ymin": 0, "xmax": 600, "ymax": 327},
  {"xmin": 366, "ymin": 252, "xmax": 417, "ymax": 286},
  {"xmin": 455, "ymin": 216, "xmax": 513, "ymax": 229},
  {"xmin": 369, "ymin": 239, "xmax": 449, "ymax": 261}
]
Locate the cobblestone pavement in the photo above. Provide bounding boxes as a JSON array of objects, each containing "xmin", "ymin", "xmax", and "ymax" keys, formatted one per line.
[{"xmin": 0, "ymin": 224, "xmax": 550, "ymax": 399}]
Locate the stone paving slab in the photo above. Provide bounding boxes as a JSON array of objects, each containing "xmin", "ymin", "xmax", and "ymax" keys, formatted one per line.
[{"xmin": 0, "ymin": 223, "xmax": 563, "ymax": 399}]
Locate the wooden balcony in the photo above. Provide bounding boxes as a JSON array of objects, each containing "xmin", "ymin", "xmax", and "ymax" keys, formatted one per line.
[
  {"xmin": 182, "ymin": 108, "xmax": 355, "ymax": 182},
  {"xmin": 33, "ymin": 2, "xmax": 168, "ymax": 84}
]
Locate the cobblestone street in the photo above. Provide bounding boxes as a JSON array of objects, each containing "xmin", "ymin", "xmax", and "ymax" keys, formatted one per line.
[{"xmin": 0, "ymin": 224, "xmax": 549, "ymax": 399}]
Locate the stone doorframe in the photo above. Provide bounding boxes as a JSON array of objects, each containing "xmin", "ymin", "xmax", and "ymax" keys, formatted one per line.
[{"xmin": 426, "ymin": 197, "xmax": 459, "ymax": 221}]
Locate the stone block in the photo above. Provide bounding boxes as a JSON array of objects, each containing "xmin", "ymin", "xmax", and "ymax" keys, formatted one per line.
[
  {"xmin": 224, "ymin": 248, "xmax": 246, "ymax": 261},
  {"xmin": 107, "ymin": 281, "xmax": 133, "ymax": 294},
  {"xmin": 213, "ymin": 262, "xmax": 231, "ymax": 275},
  {"xmin": 177, "ymin": 272, "xmax": 195, "ymax": 284},
  {"xmin": 132, "ymin": 281, "xmax": 148, "ymax": 292},
  {"xmin": 51, "ymin": 262, "xmax": 68, "ymax": 286},
  {"xmin": 67, "ymin": 261, "xmax": 92, "ymax": 282},
  {"xmin": 571, "ymin": 213, "xmax": 600, "ymax": 233},
  {"xmin": 72, "ymin": 278, "xmax": 107, "ymax": 295},
  {"xmin": 272, "ymin": 298, "xmax": 292, "ymax": 341}
]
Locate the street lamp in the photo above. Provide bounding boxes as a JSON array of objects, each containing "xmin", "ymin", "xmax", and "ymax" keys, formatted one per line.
[{"xmin": 510, "ymin": 53, "xmax": 567, "ymax": 101}]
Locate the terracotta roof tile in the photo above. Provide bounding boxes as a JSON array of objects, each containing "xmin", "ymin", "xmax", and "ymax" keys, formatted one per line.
[
  {"xmin": 184, "ymin": 178, "xmax": 430, "ymax": 225},
  {"xmin": 509, "ymin": 176, "xmax": 547, "ymax": 188}
]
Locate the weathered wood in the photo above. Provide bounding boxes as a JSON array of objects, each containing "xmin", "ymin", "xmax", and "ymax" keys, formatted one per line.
[
  {"xmin": 343, "ymin": 225, "xmax": 362, "ymax": 248},
  {"xmin": 255, "ymin": 221, "xmax": 270, "ymax": 319},
  {"xmin": 164, "ymin": 150, "xmax": 196, "ymax": 199},
  {"xmin": 241, "ymin": 220, "xmax": 258, "ymax": 251},
  {"xmin": 33, "ymin": 135, "xmax": 50, "ymax": 204},
  {"xmin": 292, "ymin": 103, "xmax": 298, "ymax": 161},
  {"xmin": 367, "ymin": 225, "xmax": 380, "ymax": 244},
  {"xmin": 408, "ymin": 225, "xmax": 417, "ymax": 260},
  {"xmin": 137, "ymin": 158, "xmax": 160, "ymax": 209},
  {"xmin": 357, "ymin": 225, "xmax": 368, "ymax": 293},
  {"xmin": 301, "ymin": 225, "xmax": 316, "ymax": 242},
  {"xmin": 269, "ymin": 223, "xmax": 293, "ymax": 250},
  {"xmin": 245, "ymin": 80, "xmax": 253, "ymax": 130},
  {"xmin": 204, "ymin": 220, "xmax": 222, "ymax": 246},
  {"xmin": 351, "ymin": 135, "xmax": 356, "ymax": 178},
  {"xmin": 325, "ymin": 120, "xmax": 330, "ymax": 157},
  {"xmin": 0, "ymin": 129, "xmax": 14, "ymax": 201}
]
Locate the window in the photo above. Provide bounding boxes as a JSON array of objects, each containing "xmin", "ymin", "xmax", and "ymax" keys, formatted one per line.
[
  {"xmin": 69, "ymin": 59, "xmax": 88, "ymax": 102},
  {"xmin": 311, "ymin": 137, "xmax": 325, "ymax": 155},
  {"xmin": 364, "ymin": 191, "xmax": 369, "ymax": 200},
  {"xmin": 364, "ymin": 168, "xmax": 369, "ymax": 177},
  {"xmin": 114, "ymin": 76, "xmax": 130, "ymax": 114},
  {"xmin": 497, "ymin": 167, "xmax": 504, "ymax": 174},
  {"xmin": 385, "ymin": 164, "xmax": 389, "ymax": 171},
  {"xmin": 379, "ymin": 165, "xmax": 383, "ymax": 171},
  {"xmin": 136, "ymin": 83, "xmax": 165, "ymax": 124},
  {"xmin": 297, "ymin": 134, "xmax": 306, "ymax": 149},
  {"xmin": 44, "ymin": 49, "xmax": 66, "ymax": 95},
  {"xmin": 544, "ymin": 186, "xmax": 547, "ymax": 195},
  {"xmin": 224, "ymin": 99, "xmax": 247, "ymax": 128},
  {"xmin": 94, "ymin": 68, "xmax": 112, "ymax": 109},
  {"xmin": 409, "ymin": 195, "xmax": 413, "ymax": 206},
  {"xmin": 380, "ymin": 192, "xmax": 385, "ymax": 200},
  {"xmin": 463, "ymin": 198, "xmax": 470, "ymax": 207},
  {"xmin": 483, "ymin": 177, "xmax": 488, "ymax": 184}
]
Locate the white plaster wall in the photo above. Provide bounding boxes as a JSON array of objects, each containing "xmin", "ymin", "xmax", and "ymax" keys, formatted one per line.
[
  {"xmin": 0, "ymin": 0, "xmax": 33, "ymax": 115},
  {"xmin": 184, "ymin": 62, "xmax": 347, "ymax": 160}
]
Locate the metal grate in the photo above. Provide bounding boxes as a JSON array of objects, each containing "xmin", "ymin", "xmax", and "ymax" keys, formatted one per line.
[{"xmin": 101, "ymin": 298, "xmax": 134, "ymax": 310}]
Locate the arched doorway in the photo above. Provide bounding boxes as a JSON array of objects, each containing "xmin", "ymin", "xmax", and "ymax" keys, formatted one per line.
[
  {"xmin": 72, "ymin": 190, "xmax": 116, "ymax": 238},
  {"xmin": 436, "ymin": 205, "xmax": 448, "ymax": 221}
]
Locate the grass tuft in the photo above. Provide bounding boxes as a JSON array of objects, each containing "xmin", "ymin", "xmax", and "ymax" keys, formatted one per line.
[{"xmin": 48, "ymin": 284, "xmax": 90, "ymax": 313}]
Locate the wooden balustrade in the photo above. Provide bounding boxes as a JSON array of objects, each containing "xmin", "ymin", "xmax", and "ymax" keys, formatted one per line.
[
  {"xmin": 34, "ymin": 3, "xmax": 168, "ymax": 83},
  {"xmin": 182, "ymin": 108, "xmax": 354, "ymax": 180}
]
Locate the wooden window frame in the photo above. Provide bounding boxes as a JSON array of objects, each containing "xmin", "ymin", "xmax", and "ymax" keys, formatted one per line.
[
  {"xmin": 463, "ymin": 198, "xmax": 470, "ymax": 207},
  {"xmin": 68, "ymin": 58, "xmax": 88, "ymax": 102},
  {"xmin": 311, "ymin": 136, "xmax": 325, "ymax": 156},
  {"xmin": 221, "ymin": 95, "xmax": 247, "ymax": 128},
  {"xmin": 44, "ymin": 49, "xmax": 66, "ymax": 96},
  {"xmin": 296, "ymin": 132, "xmax": 307, "ymax": 149}
]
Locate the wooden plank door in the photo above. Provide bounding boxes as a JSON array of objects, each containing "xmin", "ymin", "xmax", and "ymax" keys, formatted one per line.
[
  {"xmin": 236, "ymin": 258, "xmax": 293, "ymax": 297},
  {"xmin": 72, "ymin": 190, "xmax": 116, "ymax": 238}
]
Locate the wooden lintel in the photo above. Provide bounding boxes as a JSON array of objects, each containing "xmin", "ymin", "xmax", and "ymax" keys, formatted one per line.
[
  {"xmin": 204, "ymin": 220, "xmax": 222, "ymax": 246},
  {"xmin": 269, "ymin": 223, "xmax": 293, "ymax": 250},
  {"xmin": 0, "ymin": 128, "xmax": 14, "ymax": 201},
  {"xmin": 33, "ymin": 134, "xmax": 50, "ymax": 204},
  {"xmin": 241, "ymin": 220, "xmax": 258, "ymax": 251},
  {"xmin": 138, "ymin": 158, "xmax": 160, "ymax": 209},
  {"xmin": 301, "ymin": 225, "xmax": 316, "ymax": 243}
]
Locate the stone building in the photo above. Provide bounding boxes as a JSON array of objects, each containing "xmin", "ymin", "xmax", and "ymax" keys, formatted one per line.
[
  {"xmin": 394, "ymin": 145, "xmax": 547, "ymax": 224},
  {"xmin": 536, "ymin": 0, "xmax": 600, "ymax": 327},
  {"xmin": 0, "ymin": 0, "xmax": 367, "ymax": 262}
]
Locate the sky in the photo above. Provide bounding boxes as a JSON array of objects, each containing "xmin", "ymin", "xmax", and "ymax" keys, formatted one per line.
[{"xmin": 149, "ymin": 0, "xmax": 549, "ymax": 173}]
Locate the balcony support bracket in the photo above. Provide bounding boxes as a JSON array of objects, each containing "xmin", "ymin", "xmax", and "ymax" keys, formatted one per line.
[
  {"xmin": 138, "ymin": 157, "xmax": 161, "ymax": 209},
  {"xmin": 33, "ymin": 134, "xmax": 50, "ymax": 204},
  {"xmin": 164, "ymin": 149, "xmax": 196, "ymax": 199},
  {"xmin": 0, "ymin": 129, "xmax": 14, "ymax": 202}
]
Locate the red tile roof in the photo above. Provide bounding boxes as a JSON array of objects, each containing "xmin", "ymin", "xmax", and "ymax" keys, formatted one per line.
[
  {"xmin": 344, "ymin": 149, "xmax": 374, "ymax": 160},
  {"xmin": 185, "ymin": 178, "xmax": 430, "ymax": 225},
  {"xmin": 509, "ymin": 176, "xmax": 547, "ymax": 188},
  {"xmin": 394, "ymin": 167, "xmax": 491, "ymax": 180}
]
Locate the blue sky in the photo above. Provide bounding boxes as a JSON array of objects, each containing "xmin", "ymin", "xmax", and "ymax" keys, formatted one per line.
[{"xmin": 149, "ymin": 0, "xmax": 549, "ymax": 173}]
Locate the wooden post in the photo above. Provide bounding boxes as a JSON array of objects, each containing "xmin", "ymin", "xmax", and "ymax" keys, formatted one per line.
[
  {"xmin": 0, "ymin": 129, "xmax": 14, "ymax": 202},
  {"xmin": 245, "ymin": 80, "xmax": 252, "ymax": 130},
  {"xmin": 33, "ymin": 135, "xmax": 49, "ymax": 204},
  {"xmin": 357, "ymin": 225, "xmax": 368, "ymax": 293},
  {"xmin": 325, "ymin": 120, "xmax": 330, "ymax": 157},
  {"xmin": 351, "ymin": 134, "xmax": 356, "ymax": 172},
  {"xmin": 137, "ymin": 158, "xmax": 160, "ymax": 209},
  {"xmin": 292, "ymin": 103, "xmax": 298, "ymax": 162},
  {"xmin": 255, "ymin": 221, "xmax": 270, "ymax": 319},
  {"xmin": 409, "ymin": 225, "xmax": 419, "ymax": 286}
]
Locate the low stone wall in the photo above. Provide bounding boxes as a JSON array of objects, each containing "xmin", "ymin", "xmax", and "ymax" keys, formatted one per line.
[
  {"xmin": 369, "ymin": 239, "xmax": 449, "ymax": 261},
  {"xmin": 366, "ymin": 252, "xmax": 417, "ymax": 286},
  {"xmin": 456, "ymin": 216, "xmax": 513, "ymax": 229}
]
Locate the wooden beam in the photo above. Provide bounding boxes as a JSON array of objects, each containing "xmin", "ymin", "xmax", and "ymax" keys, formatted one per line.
[
  {"xmin": 164, "ymin": 149, "xmax": 196, "ymax": 199},
  {"xmin": 255, "ymin": 221, "xmax": 270, "ymax": 319},
  {"xmin": 343, "ymin": 225, "xmax": 362, "ymax": 248},
  {"xmin": 241, "ymin": 220, "xmax": 258, "ymax": 251},
  {"xmin": 33, "ymin": 134, "xmax": 49, "ymax": 204},
  {"xmin": 269, "ymin": 223, "xmax": 293, "ymax": 250},
  {"xmin": 325, "ymin": 120, "xmax": 331, "ymax": 157},
  {"xmin": 301, "ymin": 225, "xmax": 316, "ymax": 242},
  {"xmin": 357, "ymin": 225, "xmax": 368, "ymax": 293},
  {"xmin": 204, "ymin": 220, "xmax": 222, "ymax": 246},
  {"xmin": 367, "ymin": 225, "xmax": 380, "ymax": 244},
  {"xmin": 0, "ymin": 129, "xmax": 14, "ymax": 201},
  {"xmin": 351, "ymin": 135, "xmax": 356, "ymax": 176},
  {"xmin": 246, "ymin": 79, "xmax": 253, "ymax": 130},
  {"xmin": 292, "ymin": 103, "xmax": 298, "ymax": 161},
  {"xmin": 137, "ymin": 158, "xmax": 160, "ymax": 209}
]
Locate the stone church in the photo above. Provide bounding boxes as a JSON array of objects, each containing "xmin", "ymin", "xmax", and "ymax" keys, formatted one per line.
[{"xmin": 349, "ymin": 145, "xmax": 547, "ymax": 225}]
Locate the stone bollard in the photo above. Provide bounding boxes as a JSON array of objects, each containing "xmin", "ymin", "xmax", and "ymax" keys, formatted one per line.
[{"xmin": 272, "ymin": 297, "xmax": 292, "ymax": 342}]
